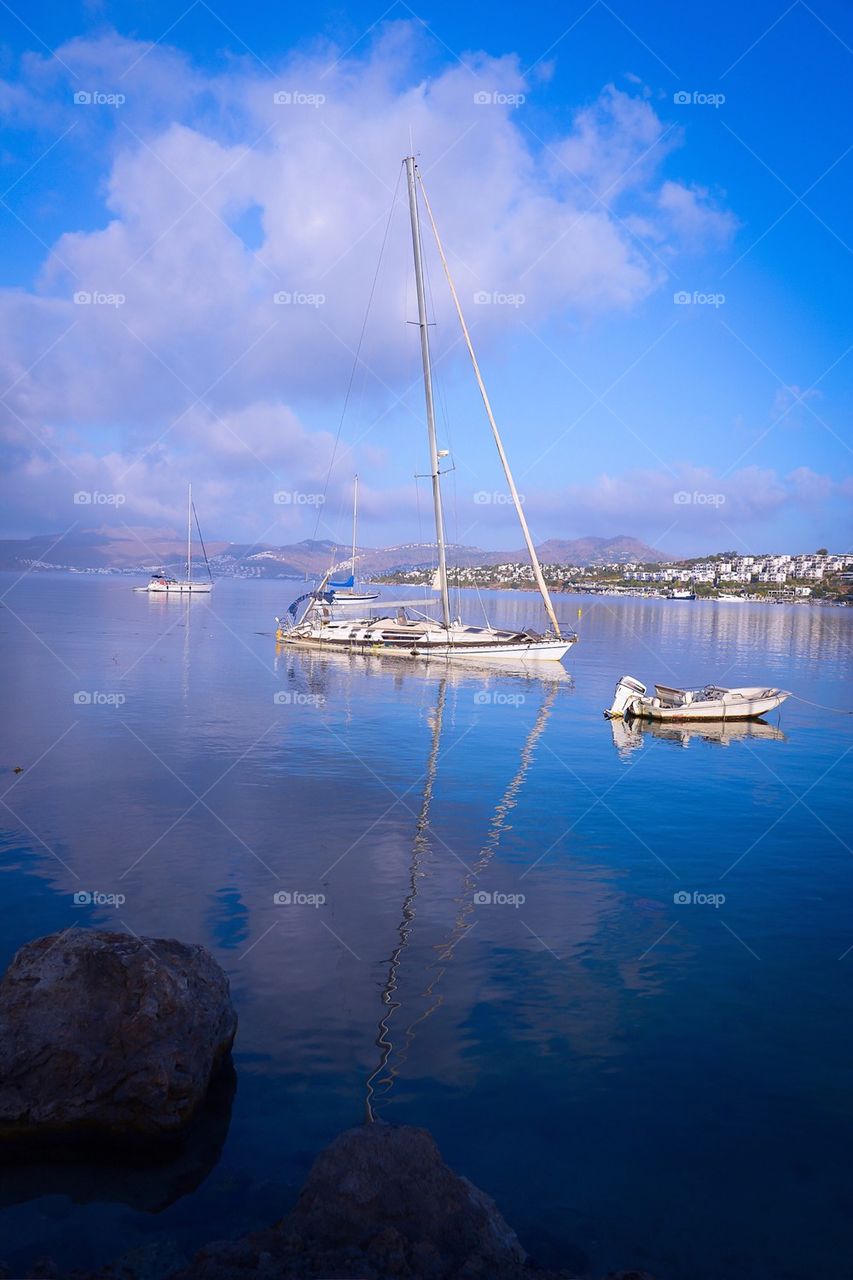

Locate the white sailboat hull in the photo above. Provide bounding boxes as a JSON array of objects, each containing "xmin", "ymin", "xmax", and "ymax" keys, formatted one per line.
[
  {"xmin": 277, "ymin": 617, "xmax": 574, "ymax": 662},
  {"xmin": 144, "ymin": 580, "xmax": 212, "ymax": 594}
]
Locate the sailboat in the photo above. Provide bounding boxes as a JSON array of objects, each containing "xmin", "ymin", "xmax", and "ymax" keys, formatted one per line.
[
  {"xmin": 276, "ymin": 156, "xmax": 576, "ymax": 663},
  {"xmin": 324, "ymin": 476, "xmax": 379, "ymax": 606},
  {"xmin": 141, "ymin": 484, "xmax": 214, "ymax": 594}
]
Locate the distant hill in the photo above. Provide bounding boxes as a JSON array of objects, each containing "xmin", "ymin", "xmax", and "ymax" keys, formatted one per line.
[{"xmin": 0, "ymin": 529, "xmax": 669, "ymax": 577}]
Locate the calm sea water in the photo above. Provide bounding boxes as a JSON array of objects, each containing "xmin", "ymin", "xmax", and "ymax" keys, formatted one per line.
[{"xmin": 1, "ymin": 572, "xmax": 851, "ymax": 1279}]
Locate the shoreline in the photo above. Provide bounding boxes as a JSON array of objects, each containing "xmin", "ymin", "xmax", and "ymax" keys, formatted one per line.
[{"xmin": 372, "ymin": 579, "xmax": 850, "ymax": 606}]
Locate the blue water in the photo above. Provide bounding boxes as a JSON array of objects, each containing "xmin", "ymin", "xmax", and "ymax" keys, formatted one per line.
[{"xmin": 1, "ymin": 572, "xmax": 851, "ymax": 1279}]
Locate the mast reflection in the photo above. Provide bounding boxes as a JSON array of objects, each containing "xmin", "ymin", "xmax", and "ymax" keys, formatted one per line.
[{"xmin": 365, "ymin": 677, "xmax": 561, "ymax": 1118}]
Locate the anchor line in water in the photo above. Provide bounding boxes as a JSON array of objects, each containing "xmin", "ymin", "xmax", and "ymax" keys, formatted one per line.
[{"xmin": 788, "ymin": 693, "xmax": 853, "ymax": 714}]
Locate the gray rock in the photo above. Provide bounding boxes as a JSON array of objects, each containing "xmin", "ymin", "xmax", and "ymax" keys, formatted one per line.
[
  {"xmin": 289, "ymin": 1121, "xmax": 528, "ymax": 1270},
  {"xmin": 168, "ymin": 1122, "xmax": 583, "ymax": 1279},
  {"xmin": 0, "ymin": 929, "xmax": 237, "ymax": 1142}
]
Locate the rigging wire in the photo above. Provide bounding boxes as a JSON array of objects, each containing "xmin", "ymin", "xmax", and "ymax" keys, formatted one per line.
[
  {"xmin": 310, "ymin": 163, "xmax": 404, "ymax": 543},
  {"xmin": 191, "ymin": 502, "xmax": 213, "ymax": 583}
]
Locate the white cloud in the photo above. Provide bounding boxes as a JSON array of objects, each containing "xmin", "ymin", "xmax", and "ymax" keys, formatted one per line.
[
  {"xmin": 0, "ymin": 26, "xmax": 739, "ymax": 541},
  {"xmin": 656, "ymin": 179, "xmax": 737, "ymax": 247}
]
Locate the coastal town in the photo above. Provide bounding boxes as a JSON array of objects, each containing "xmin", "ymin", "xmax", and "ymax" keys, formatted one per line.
[{"xmin": 377, "ymin": 550, "xmax": 853, "ymax": 604}]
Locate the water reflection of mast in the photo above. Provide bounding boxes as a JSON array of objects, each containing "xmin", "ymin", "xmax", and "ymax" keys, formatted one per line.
[
  {"xmin": 365, "ymin": 675, "xmax": 448, "ymax": 1122},
  {"xmin": 365, "ymin": 678, "xmax": 559, "ymax": 1115},
  {"xmin": 181, "ymin": 596, "xmax": 191, "ymax": 703}
]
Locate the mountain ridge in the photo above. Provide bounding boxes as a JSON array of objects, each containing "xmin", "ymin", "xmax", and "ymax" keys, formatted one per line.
[{"xmin": 0, "ymin": 530, "xmax": 670, "ymax": 576}]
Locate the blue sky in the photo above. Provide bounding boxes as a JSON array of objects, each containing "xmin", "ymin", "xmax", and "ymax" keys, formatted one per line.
[{"xmin": 0, "ymin": 0, "xmax": 851, "ymax": 557}]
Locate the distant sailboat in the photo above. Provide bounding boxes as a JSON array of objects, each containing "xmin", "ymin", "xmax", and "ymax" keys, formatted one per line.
[
  {"xmin": 325, "ymin": 476, "xmax": 379, "ymax": 606},
  {"xmin": 277, "ymin": 156, "xmax": 575, "ymax": 663},
  {"xmin": 142, "ymin": 485, "xmax": 213, "ymax": 594}
]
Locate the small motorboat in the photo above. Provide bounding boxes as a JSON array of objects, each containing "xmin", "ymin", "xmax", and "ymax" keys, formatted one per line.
[{"xmin": 604, "ymin": 674, "xmax": 789, "ymax": 722}]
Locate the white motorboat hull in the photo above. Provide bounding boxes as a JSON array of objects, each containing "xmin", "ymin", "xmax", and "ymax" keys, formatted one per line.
[
  {"xmin": 605, "ymin": 674, "xmax": 789, "ymax": 721},
  {"xmin": 633, "ymin": 691, "xmax": 788, "ymax": 721}
]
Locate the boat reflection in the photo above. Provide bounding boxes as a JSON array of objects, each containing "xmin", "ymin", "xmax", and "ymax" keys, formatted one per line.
[
  {"xmin": 365, "ymin": 672, "xmax": 561, "ymax": 1118},
  {"xmin": 609, "ymin": 714, "xmax": 787, "ymax": 759}
]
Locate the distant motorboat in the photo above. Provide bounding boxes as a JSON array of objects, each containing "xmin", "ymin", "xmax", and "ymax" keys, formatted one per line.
[
  {"xmin": 139, "ymin": 485, "xmax": 214, "ymax": 594},
  {"xmin": 604, "ymin": 674, "xmax": 789, "ymax": 722},
  {"xmin": 666, "ymin": 588, "xmax": 695, "ymax": 600},
  {"xmin": 716, "ymin": 593, "xmax": 746, "ymax": 602}
]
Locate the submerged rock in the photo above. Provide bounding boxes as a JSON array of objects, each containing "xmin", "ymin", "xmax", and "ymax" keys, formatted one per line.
[
  {"xmin": 290, "ymin": 1122, "xmax": 527, "ymax": 1272},
  {"xmin": 169, "ymin": 1121, "xmax": 584, "ymax": 1280},
  {"xmin": 5, "ymin": 1122, "xmax": 656, "ymax": 1280},
  {"xmin": 0, "ymin": 928, "xmax": 237, "ymax": 1143}
]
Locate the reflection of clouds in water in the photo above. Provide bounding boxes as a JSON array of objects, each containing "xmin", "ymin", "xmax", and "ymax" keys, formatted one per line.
[
  {"xmin": 555, "ymin": 592, "xmax": 850, "ymax": 674},
  {"xmin": 5, "ymin": 577, "xmax": 851, "ymax": 1090},
  {"xmin": 207, "ymin": 884, "xmax": 251, "ymax": 951},
  {"xmin": 3, "ymin": 577, "xmax": 852, "ymax": 1280}
]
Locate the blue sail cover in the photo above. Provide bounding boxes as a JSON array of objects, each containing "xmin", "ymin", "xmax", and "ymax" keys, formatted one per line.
[
  {"xmin": 287, "ymin": 590, "xmax": 315, "ymax": 618},
  {"xmin": 328, "ymin": 575, "xmax": 355, "ymax": 589}
]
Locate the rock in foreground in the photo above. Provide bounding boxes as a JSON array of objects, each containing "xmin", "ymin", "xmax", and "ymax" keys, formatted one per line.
[
  {"xmin": 170, "ymin": 1122, "xmax": 608, "ymax": 1280},
  {"xmin": 0, "ymin": 929, "xmax": 237, "ymax": 1142}
]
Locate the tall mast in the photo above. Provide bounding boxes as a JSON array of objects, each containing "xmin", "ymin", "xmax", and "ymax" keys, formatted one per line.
[
  {"xmin": 186, "ymin": 483, "xmax": 192, "ymax": 585},
  {"xmin": 416, "ymin": 171, "xmax": 563, "ymax": 639},
  {"xmin": 405, "ymin": 156, "xmax": 451, "ymax": 631},
  {"xmin": 351, "ymin": 474, "xmax": 358, "ymax": 577}
]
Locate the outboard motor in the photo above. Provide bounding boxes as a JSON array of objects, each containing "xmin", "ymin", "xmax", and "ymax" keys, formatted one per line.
[{"xmin": 604, "ymin": 675, "xmax": 647, "ymax": 719}]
